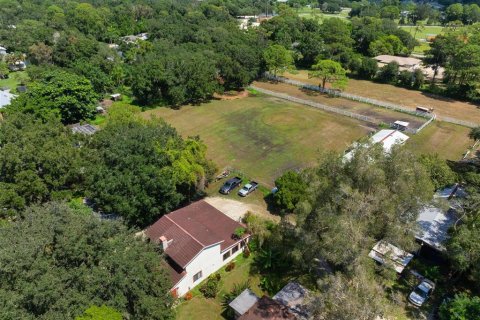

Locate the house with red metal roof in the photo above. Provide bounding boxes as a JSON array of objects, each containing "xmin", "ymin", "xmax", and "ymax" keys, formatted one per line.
[{"xmin": 145, "ymin": 200, "xmax": 250, "ymax": 297}]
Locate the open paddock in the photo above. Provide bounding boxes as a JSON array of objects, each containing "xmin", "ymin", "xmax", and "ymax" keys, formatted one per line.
[
  {"xmin": 143, "ymin": 95, "xmax": 371, "ymax": 184},
  {"xmin": 253, "ymin": 81, "xmax": 426, "ymax": 130},
  {"xmin": 406, "ymin": 121, "xmax": 472, "ymax": 160},
  {"xmin": 283, "ymin": 70, "xmax": 480, "ymax": 125}
]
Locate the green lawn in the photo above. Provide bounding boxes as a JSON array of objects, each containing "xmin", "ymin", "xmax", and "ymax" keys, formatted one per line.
[
  {"xmin": 399, "ymin": 25, "xmax": 445, "ymax": 54},
  {"xmin": 143, "ymin": 94, "xmax": 370, "ymax": 185},
  {"xmin": 0, "ymin": 71, "xmax": 29, "ymax": 91},
  {"xmin": 175, "ymin": 254, "xmax": 264, "ymax": 320},
  {"xmin": 297, "ymin": 7, "xmax": 350, "ymax": 22},
  {"xmin": 406, "ymin": 121, "xmax": 472, "ymax": 160}
]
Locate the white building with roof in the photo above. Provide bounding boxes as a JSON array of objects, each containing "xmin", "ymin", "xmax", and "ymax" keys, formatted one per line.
[
  {"xmin": 0, "ymin": 46, "xmax": 7, "ymax": 56},
  {"xmin": 0, "ymin": 89, "xmax": 16, "ymax": 108},
  {"xmin": 416, "ymin": 184, "xmax": 466, "ymax": 252},
  {"xmin": 344, "ymin": 129, "xmax": 409, "ymax": 161}
]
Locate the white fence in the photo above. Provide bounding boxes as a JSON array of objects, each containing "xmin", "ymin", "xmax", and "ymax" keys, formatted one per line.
[
  {"xmin": 264, "ymin": 74, "xmax": 480, "ymax": 132},
  {"xmin": 251, "ymin": 85, "xmax": 380, "ymax": 125}
]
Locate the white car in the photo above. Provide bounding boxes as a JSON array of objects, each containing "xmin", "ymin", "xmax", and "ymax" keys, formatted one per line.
[
  {"xmin": 408, "ymin": 279, "xmax": 435, "ymax": 307},
  {"xmin": 238, "ymin": 181, "xmax": 258, "ymax": 197}
]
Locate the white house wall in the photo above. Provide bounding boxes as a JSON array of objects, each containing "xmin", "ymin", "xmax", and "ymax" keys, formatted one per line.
[{"xmin": 174, "ymin": 242, "xmax": 244, "ymax": 296}]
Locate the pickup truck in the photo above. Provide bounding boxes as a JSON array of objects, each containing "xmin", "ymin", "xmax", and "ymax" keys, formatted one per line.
[
  {"xmin": 219, "ymin": 176, "xmax": 242, "ymax": 194},
  {"xmin": 238, "ymin": 181, "xmax": 258, "ymax": 197}
]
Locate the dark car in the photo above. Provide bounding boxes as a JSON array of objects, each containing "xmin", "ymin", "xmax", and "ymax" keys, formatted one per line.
[{"xmin": 219, "ymin": 176, "xmax": 242, "ymax": 194}]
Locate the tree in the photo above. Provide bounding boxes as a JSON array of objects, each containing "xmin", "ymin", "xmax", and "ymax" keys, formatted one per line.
[
  {"xmin": 28, "ymin": 42, "xmax": 53, "ymax": 65},
  {"xmin": 263, "ymin": 44, "xmax": 295, "ymax": 77},
  {"xmin": 358, "ymin": 57, "xmax": 378, "ymax": 79},
  {"xmin": 376, "ymin": 61, "xmax": 399, "ymax": 83},
  {"xmin": 419, "ymin": 154, "xmax": 456, "ymax": 190},
  {"xmin": 294, "ymin": 147, "xmax": 433, "ymax": 271},
  {"xmin": 446, "ymin": 195, "xmax": 480, "ymax": 287},
  {"xmin": 0, "ymin": 61, "xmax": 9, "ymax": 79},
  {"xmin": 309, "ymin": 59, "xmax": 347, "ymax": 89},
  {"xmin": 446, "ymin": 4, "xmax": 464, "ymax": 23},
  {"xmin": 8, "ymin": 70, "xmax": 98, "ymax": 124},
  {"xmin": 469, "ymin": 127, "xmax": 480, "ymax": 141},
  {"xmin": 0, "ymin": 202, "xmax": 173, "ymax": 319},
  {"xmin": 84, "ymin": 116, "xmax": 215, "ymax": 227},
  {"xmin": 439, "ymin": 293, "xmax": 480, "ymax": 320},
  {"xmin": 0, "ymin": 113, "xmax": 84, "ymax": 217},
  {"xmin": 76, "ymin": 306, "xmax": 122, "ymax": 320},
  {"xmin": 273, "ymin": 170, "xmax": 308, "ymax": 212}
]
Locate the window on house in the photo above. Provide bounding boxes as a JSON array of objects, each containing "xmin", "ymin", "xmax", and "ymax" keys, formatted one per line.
[
  {"xmin": 193, "ymin": 271, "xmax": 202, "ymax": 282},
  {"xmin": 232, "ymin": 245, "xmax": 239, "ymax": 254},
  {"xmin": 223, "ymin": 251, "xmax": 231, "ymax": 261},
  {"xmin": 240, "ymin": 241, "xmax": 245, "ymax": 248}
]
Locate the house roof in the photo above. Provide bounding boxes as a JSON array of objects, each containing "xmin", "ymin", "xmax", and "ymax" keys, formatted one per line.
[
  {"xmin": 273, "ymin": 282, "xmax": 311, "ymax": 320},
  {"xmin": 368, "ymin": 240, "xmax": 413, "ymax": 273},
  {"xmin": 371, "ymin": 130, "xmax": 409, "ymax": 153},
  {"xmin": 71, "ymin": 123, "xmax": 98, "ymax": 135},
  {"xmin": 416, "ymin": 184, "xmax": 465, "ymax": 251},
  {"xmin": 0, "ymin": 89, "xmax": 15, "ymax": 108},
  {"xmin": 230, "ymin": 289, "xmax": 260, "ymax": 316},
  {"xmin": 374, "ymin": 55, "xmax": 421, "ymax": 67},
  {"xmin": 145, "ymin": 200, "xmax": 246, "ymax": 268},
  {"xmin": 239, "ymin": 296, "xmax": 297, "ymax": 320}
]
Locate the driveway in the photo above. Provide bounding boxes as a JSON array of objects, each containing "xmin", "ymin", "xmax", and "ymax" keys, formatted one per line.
[{"xmin": 204, "ymin": 197, "xmax": 279, "ymax": 223}]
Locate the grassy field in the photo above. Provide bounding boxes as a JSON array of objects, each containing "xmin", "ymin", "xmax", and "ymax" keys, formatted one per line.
[
  {"xmin": 399, "ymin": 25, "xmax": 445, "ymax": 54},
  {"xmin": 175, "ymin": 254, "xmax": 264, "ymax": 320},
  {"xmin": 406, "ymin": 121, "xmax": 472, "ymax": 160},
  {"xmin": 282, "ymin": 70, "xmax": 480, "ymax": 125},
  {"xmin": 0, "ymin": 71, "xmax": 28, "ymax": 91},
  {"xmin": 143, "ymin": 94, "xmax": 370, "ymax": 185},
  {"xmin": 297, "ymin": 7, "xmax": 350, "ymax": 22}
]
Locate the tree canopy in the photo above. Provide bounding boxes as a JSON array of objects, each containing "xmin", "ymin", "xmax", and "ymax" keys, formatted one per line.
[
  {"xmin": 0, "ymin": 202, "xmax": 173, "ymax": 320},
  {"xmin": 8, "ymin": 70, "xmax": 98, "ymax": 124},
  {"xmin": 84, "ymin": 114, "xmax": 215, "ymax": 227},
  {"xmin": 309, "ymin": 59, "xmax": 348, "ymax": 89}
]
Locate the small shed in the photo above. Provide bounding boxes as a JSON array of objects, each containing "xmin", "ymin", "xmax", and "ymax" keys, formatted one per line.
[
  {"xmin": 0, "ymin": 46, "xmax": 7, "ymax": 55},
  {"xmin": 368, "ymin": 240, "xmax": 413, "ymax": 274},
  {"xmin": 392, "ymin": 120, "xmax": 409, "ymax": 131},
  {"xmin": 229, "ymin": 289, "xmax": 259, "ymax": 319}
]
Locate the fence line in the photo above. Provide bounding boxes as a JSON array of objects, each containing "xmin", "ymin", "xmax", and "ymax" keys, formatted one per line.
[
  {"xmin": 264, "ymin": 74, "xmax": 478, "ymax": 130},
  {"xmin": 265, "ymin": 73, "xmax": 433, "ymax": 119},
  {"xmin": 251, "ymin": 85, "xmax": 380, "ymax": 125}
]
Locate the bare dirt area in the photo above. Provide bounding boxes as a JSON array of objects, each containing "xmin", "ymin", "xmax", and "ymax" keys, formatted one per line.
[
  {"xmin": 253, "ymin": 81, "xmax": 426, "ymax": 130},
  {"xmin": 213, "ymin": 90, "xmax": 249, "ymax": 100},
  {"xmin": 283, "ymin": 71, "xmax": 480, "ymax": 124},
  {"xmin": 204, "ymin": 196, "xmax": 279, "ymax": 222}
]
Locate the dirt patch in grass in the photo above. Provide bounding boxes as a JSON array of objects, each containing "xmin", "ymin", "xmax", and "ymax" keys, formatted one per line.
[
  {"xmin": 253, "ymin": 81, "xmax": 426, "ymax": 129},
  {"xmin": 213, "ymin": 90, "xmax": 249, "ymax": 100},
  {"xmin": 142, "ymin": 95, "xmax": 370, "ymax": 184},
  {"xmin": 283, "ymin": 70, "xmax": 480, "ymax": 124}
]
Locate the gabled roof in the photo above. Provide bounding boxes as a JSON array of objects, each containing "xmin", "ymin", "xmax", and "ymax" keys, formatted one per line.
[
  {"xmin": 145, "ymin": 200, "xmax": 246, "ymax": 268},
  {"xmin": 273, "ymin": 282, "xmax": 311, "ymax": 320},
  {"xmin": 71, "ymin": 123, "xmax": 98, "ymax": 135}
]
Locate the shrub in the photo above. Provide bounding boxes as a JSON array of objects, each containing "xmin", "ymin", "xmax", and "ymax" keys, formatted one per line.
[
  {"xmin": 184, "ymin": 292, "xmax": 193, "ymax": 300},
  {"xmin": 200, "ymin": 275, "xmax": 220, "ymax": 298},
  {"xmin": 243, "ymin": 247, "xmax": 251, "ymax": 258},
  {"xmin": 234, "ymin": 227, "xmax": 246, "ymax": 239},
  {"xmin": 226, "ymin": 262, "xmax": 235, "ymax": 272}
]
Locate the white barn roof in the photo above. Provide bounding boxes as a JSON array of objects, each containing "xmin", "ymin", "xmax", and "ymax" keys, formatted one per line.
[
  {"xmin": 371, "ymin": 129, "xmax": 409, "ymax": 153},
  {"xmin": 0, "ymin": 89, "xmax": 16, "ymax": 108}
]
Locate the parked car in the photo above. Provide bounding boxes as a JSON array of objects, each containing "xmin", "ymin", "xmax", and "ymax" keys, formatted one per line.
[
  {"xmin": 408, "ymin": 279, "xmax": 435, "ymax": 307},
  {"xmin": 219, "ymin": 176, "xmax": 242, "ymax": 194},
  {"xmin": 238, "ymin": 181, "xmax": 258, "ymax": 197}
]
